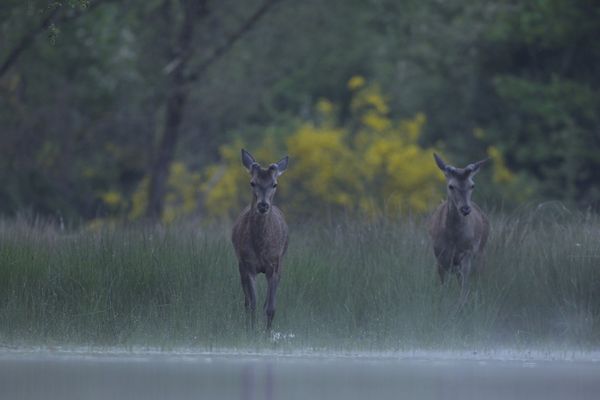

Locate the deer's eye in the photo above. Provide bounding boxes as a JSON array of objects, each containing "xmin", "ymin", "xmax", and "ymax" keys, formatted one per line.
[
  {"xmin": 448, "ymin": 185, "xmax": 455, "ymax": 190},
  {"xmin": 470, "ymin": 184, "xmax": 475, "ymax": 189},
  {"xmin": 250, "ymin": 182, "xmax": 256, "ymax": 187},
  {"xmin": 272, "ymin": 183, "xmax": 278, "ymax": 188}
]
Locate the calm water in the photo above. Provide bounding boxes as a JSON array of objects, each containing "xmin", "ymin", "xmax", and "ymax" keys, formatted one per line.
[{"xmin": 1, "ymin": 350, "xmax": 599, "ymax": 400}]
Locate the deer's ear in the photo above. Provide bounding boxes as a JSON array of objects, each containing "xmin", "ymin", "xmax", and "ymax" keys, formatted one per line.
[
  {"xmin": 241, "ymin": 149, "xmax": 257, "ymax": 172},
  {"xmin": 434, "ymin": 153, "xmax": 454, "ymax": 175},
  {"xmin": 466, "ymin": 158, "xmax": 489, "ymax": 176},
  {"xmin": 433, "ymin": 153, "xmax": 446, "ymax": 171},
  {"xmin": 274, "ymin": 156, "xmax": 288, "ymax": 176}
]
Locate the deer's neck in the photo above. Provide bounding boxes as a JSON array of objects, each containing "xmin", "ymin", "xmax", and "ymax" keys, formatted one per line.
[{"xmin": 445, "ymin": 199, "xmax": 467, "ymax": 231}]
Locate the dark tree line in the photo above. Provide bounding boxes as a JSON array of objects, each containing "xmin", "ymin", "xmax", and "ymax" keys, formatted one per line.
[{"xmin": 1, "ymin": 0, "xmax": 599, "ymax": 222}]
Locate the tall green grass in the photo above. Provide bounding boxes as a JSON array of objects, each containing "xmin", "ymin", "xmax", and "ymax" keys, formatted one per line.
[{"xmin": 0, "ymin": 204, "xmax": 598, "ymax": 351}]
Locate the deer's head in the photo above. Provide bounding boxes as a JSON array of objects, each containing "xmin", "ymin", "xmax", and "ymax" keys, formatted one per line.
[
  {"xmin": 241, "ymin": 149, "xmax": 288, "ymax": 215},
  {"xmin": 434, "ymin": 153, "xmax": 488, "ymax": 216}
]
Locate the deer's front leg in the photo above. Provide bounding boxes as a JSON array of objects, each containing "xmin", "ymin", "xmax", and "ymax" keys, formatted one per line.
[
  {"xmin": 239, "ymin": 265, "xmax": 257, "ymax": 329},
  {"xmin": 265, "ymin": 269, "xmax": 281, "ymax": 331}
]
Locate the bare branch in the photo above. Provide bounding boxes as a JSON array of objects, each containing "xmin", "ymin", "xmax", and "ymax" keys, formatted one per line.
[
  {"xmin": 185, "ymin": 0, "xmax": 281, "ymax": 83},
  {"xmin": 0, "ymin": 0, "xmax": 107, "ymax": 80}
]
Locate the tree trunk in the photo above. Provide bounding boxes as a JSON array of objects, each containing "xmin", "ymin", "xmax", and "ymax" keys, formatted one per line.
[
  {"xmin": 145, "ymin": 84, "xmax": 188, "ymax": 220},
  {"xmin": 144, "ymin": 0, "xmax": 280, "ymax": 221},
  {"xmin": 145, "ymin": 0, "xmax": 205, "ymax": 221}
]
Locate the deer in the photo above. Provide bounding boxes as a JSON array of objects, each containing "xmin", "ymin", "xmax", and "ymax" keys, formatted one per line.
[
  {"xmin": 232, "ymin": 149, "xmax": 289, "ymax": 331},
  {"xmin": 428, "ymin": 153, "xmax": 490, "ymax": 304}
]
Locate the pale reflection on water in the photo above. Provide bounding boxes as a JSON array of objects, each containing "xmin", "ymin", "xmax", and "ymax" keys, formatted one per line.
[
  {"xmin": 0, "ymin": 351, "xmax": 599, "ymax": 400},
  {"xmin": 242, "ymin": 363, "xmax": 274, "ymax": 400}
]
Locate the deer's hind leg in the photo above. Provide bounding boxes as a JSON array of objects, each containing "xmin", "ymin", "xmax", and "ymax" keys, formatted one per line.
[
  {"xmin": 437, "ymin": 263, "xmax": 448, "ymax": 284},
  {"xmin": 436, "ymin": 258, "xmax": 454, "ymax": 286},
  {"xmin": 434, "ymin": 246, "xmax": 453, "ymax": 285},
  {"xmin": 457, "ymin": 255, "xmax": 473, "ymax": 306}
]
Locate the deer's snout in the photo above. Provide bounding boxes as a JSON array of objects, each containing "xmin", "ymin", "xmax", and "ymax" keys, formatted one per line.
[
  {"xmin": 460, "ymin": 205, "xmax": 471, "ymax": 216},
  {"xmin": 257, "ymin": 202, "xmax": 270, "ymax": 214}
]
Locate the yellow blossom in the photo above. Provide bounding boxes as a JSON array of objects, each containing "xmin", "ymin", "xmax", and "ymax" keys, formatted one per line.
[{"xmin": 347, "ymin": 75, "xmax": 366, "ymax": 90}]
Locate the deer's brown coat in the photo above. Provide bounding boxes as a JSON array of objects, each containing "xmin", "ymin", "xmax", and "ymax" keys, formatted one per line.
[{"xmin": 232, "ymin": 149, "xmax": 289, "ymax": 330}]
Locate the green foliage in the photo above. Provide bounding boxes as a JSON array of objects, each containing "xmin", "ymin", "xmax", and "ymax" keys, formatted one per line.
[
  {"xmin": 1, "ymin": 0, "xmax": 599, "ymax": 221},
  {"xmin": 480, "ymin": 0, "xmax": 600, "ymax": 204},
  {"xmin": 90, "ymin": 161, "xmax": 202, "ymax": 226}
]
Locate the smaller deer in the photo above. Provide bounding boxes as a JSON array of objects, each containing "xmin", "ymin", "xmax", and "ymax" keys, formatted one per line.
[
  {"xmin": 232, "ymin": 149, "xmax": 289, "ymax": 330},
  {"xmin": 428, "ymin": 153, "xmax": 490, "ymax": 303}
]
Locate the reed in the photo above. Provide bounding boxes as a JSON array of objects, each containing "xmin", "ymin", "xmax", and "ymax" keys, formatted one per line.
[{"xmin": 0, "ymin": 205, "xmax": 598, "ymax": 351}]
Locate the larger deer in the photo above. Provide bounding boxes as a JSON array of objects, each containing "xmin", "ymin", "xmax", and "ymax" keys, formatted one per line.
[
  {"xmin": 232, "ymin": 149, "xmax": 289, "ymax": 330},
  {"xmin": 428, "ymin": 153, "xmax": 490, "ymax": 303}
]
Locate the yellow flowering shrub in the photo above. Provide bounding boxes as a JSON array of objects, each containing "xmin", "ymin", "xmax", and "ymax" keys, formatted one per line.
[
  {"xmin": 93, "ymin": 77, "xmax": 534, "ymax": 225},
  {"xmin": 96, "ymin": 161, "xmax": 202, "ymax": 224},
  {"xmin": 202, "ymin": 77, "xmax": 443, "ymax": 219},
  {"xmin": 487, "ymin": 145, "xmax": 514, "ymax": 184},
  {"xmin": 93, "ymin": 77, "xmax": 447, "ymax": 223},
  {"xmin": 101, "ymin": 191, "xmax": 122, "ymax": 207},
  {"xmin": 347, "ymin": 75, "xmax": 366, "ymax": 90},
  {"xmin": 483, "ymin": 144, "xmax": 534, "ymax": 203}
]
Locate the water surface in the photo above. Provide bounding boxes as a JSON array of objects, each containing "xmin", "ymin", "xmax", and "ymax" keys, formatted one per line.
[{"xmin": 1, "ymin": 349, "xmax": 598, "ymax": 400}]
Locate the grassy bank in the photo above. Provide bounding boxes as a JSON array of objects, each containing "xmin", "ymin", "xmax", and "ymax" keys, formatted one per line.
[{"xmin": 0, "ymin": 205, "xmax": 599, "ymax": 351}]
